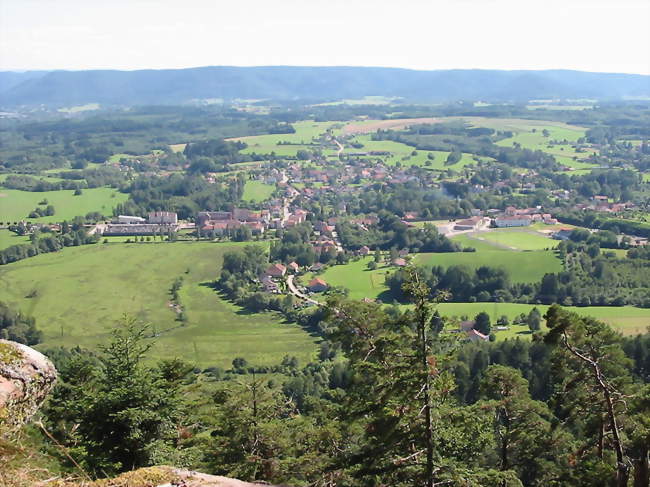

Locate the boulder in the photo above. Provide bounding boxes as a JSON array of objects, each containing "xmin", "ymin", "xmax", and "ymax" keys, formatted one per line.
[{"xmin": 0, "ymin": 339, "xmax": 57, "ymax": 435}]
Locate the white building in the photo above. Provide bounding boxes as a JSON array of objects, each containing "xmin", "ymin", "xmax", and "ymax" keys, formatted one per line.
[
  {"xmin": 494, "ymin": 215, "xmax": 532, "ymax": 228},
  {"xmin": 117, "ymin": 215, "xmax": 146, "ymax": 224}
]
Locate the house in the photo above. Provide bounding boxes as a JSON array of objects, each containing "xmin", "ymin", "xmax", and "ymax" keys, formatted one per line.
[
  {"xmin": 553, "ymin": 228, "xmax": 574, "ymax": 241},
  {"xmin": 308, "ymin": 278, "xmax": 329, "ymax": 292},
  {"xmin": 454, "ymin": 216, "xmax": 483, "ymax": 231},
  {"xmin": 261, "ymin": 276, "xmax": 279, "ymax": 293},
  {"xmin": 392, "ymin": 257, "xmax": 407, "ymax": 267},
  {"xmin": 358, "ymin": 245, "xmax": 370, "ymax": 256},
  {"xmin": 466, "ymin": 329, "xmax": 489, "ymax": 342},
  {"xmin": 265, "ymin": 263, "xmax": 286, "ymax": 277},
  {"xmin": 287, "ymin": 262, "xmax": 300, "ymax": 273},
  {"xmin": 309, "ymin": 262, "xmax": 324, "ymax": 272},
  {"xmin": 494, "ymin": 215, "xmax": 532, "ymax": 228},
  {"xmin": 398, "ymin": 248, "xmax": 409, "ymax": 258},
  {"xmin": 459, "ymin": 320, "xmax": 475, "ymax": 332}
]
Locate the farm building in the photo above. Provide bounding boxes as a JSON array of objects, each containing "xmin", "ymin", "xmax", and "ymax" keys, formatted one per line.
[
  {"xmin": 392, "ymin": 258, "xmax": 407, "ymax": 267},
  {"xmin": 265, "ymin": 263, "xmax": 287, "ymax": 277},
  {"xmin": 358, "ymin": 245, "xmax": 371, "ymax": 256},
  {"xmin": 466, "ymin": 329, "xmax": 489, "ymax": 342},
  {"xmin": 308, "ymin": 278, "xmax": 329, "ymax": 292},
  {"xmin": 454, "ymin": 216, "xmax": 488, "ymax": 231}
]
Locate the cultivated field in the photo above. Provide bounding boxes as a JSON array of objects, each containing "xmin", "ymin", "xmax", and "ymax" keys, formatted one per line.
[
  {"xmin": 0, "ymin": 242, "xmax": 319, "ymax": 368},
  {"xmin": 0, "ymin": 187, "xmax": 128, "ymax": 223},
  {"xmin": 341, "ymin": 118, "xmax": 442, "ymax": 134}
]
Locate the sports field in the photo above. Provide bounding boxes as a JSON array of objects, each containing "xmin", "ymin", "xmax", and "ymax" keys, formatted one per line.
[
  {"xmin": 0, "ymin": 242, "xmax": 319, "ymax": 368},
  {"xmin": 0, "ymin": 187, "xmax": 128, "ymax": 223}
]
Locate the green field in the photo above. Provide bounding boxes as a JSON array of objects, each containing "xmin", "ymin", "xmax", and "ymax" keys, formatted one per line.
[
  {"xmin": 0, "ymin": 229, "xmax": 30, "ymax": 250},
  {"xmin": 435, "ymin": 302, "xmax": 649, "ymax": 337},
  {"xmin": 334, "ymin": 135, "xmax": 489, "ymax": 169},
  {"xmin": 0, "ymin": 242, "xmax": 319, "ymax": 368},
  {"xmin": 467, "ymin": 229, "xmax": 558, "ymax": 251},
  {"xmin": 231, "ymin": 121, "xmax": 337, "ymax": 157},
  {"xmin": 0, "ymin": 187, "xmax": 128, "ymax": 223},
  {"xmin": 415, "ymin": 250, "xmax": 562, "ymax": 283},
  {"xmin": 306, "ymin": 256, "xmax": 647, "ymax": 338},
  {"xmin": 450, "ymin": 234, "xmax": 508, "ymax": 252},
  {"xmin": 242, "ymin": 180, "xmax": 276, "ymax": 202},
  {"xmin": 303, "ymin": 256, "xmax": 393, "ymax": 301}
]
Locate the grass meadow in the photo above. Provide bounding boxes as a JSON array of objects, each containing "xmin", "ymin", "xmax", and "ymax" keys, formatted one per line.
[
  {"xmin": 414, "ymin": 249, "xmax": 562, "ymax": 283},
  {"xmin": 305, "ymin": 255, "xmax": 648, "ymax": 338},
  {"xmin": 0, "ymin": 241, "xmax": 319, "ymax": 368},
  {"xmin": 0, "ymin": 187, "xmax": 128, "ymax": 223},
  {"xmin": 465, "ymin": 229, "xmax": 559, "ymax": 251},
  {"xmin": 0, "ymin": 229, "xmax": 30, "ymax": 250},
  {"xmin": 242, "ymin": 180, "xmax": 276, "ymax": 202}
]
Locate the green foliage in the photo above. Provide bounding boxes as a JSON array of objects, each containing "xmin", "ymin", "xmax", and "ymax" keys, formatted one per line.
[{"xmin": 43, "ymin": 316, "xmax": 184, "ymax": 476}]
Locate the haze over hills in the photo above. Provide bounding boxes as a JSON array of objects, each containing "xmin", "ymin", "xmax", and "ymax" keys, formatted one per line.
[{"xmin": 0, "ymin": 66, "xmax": 649, "ymax": 107}]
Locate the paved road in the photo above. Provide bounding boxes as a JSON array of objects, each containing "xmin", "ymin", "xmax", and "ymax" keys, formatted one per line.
[{"xmin": 286, "ymin": 274, "xmax": 320, "ymax": 306}]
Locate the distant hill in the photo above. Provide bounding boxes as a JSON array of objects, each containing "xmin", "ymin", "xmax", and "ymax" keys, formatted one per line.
[{"xmin": 0, "ymin": 66, "xmax": 648, "ymax": 107}]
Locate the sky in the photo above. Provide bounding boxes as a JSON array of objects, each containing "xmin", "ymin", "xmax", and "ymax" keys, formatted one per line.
[{"xmin": 1, "ymin": 0, "xmax": 649, "ymax": 74}]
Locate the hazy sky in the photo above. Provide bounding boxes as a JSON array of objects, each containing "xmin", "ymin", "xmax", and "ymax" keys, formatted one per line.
[{"xmin": 1, "ymin": 0, "xmax": 649, "ymax": 74}]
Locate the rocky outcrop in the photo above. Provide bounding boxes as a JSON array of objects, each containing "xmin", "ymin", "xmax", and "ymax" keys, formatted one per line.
[
  {"xmin": 30, "ymin": 467, "xmax": 283, "ymax": 486},
  {"xmin": 0, "ymin": 339, "xmax": 57, "ymax": 435}
]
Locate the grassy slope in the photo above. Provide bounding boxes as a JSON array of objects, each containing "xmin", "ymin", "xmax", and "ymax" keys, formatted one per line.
[
  {"xmin": 0, "ymin": 187, "xmax": 128, "ymax": 223},
  {"xmin": 242, "ymin": 180, "xmax": 275, "ymax": 202},
  {"xmin": 0, "ymin": 242, "xmax": 318, "ymax": 368}
]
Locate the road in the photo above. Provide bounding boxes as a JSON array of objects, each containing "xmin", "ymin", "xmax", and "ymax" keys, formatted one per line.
[
  {"xmin": 332, "ymin": 137, "xmax": 344, "ymax": 156},
  {"xmin": 286, "ymin": 274, "xmax": 320, "ymax": 306}
]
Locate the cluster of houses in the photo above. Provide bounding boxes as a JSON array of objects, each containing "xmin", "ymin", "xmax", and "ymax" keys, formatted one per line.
[
  {"xmin": 575, "ymin": 196, "xmax": 635, "ymax": 214},
  {"xmin": 259, "ymin": 261, "xmax": 330, "ymax": 294},
  {"xmin": 198, "ymin": 205, "xmax": 309, "ymax": 236},
  {"xmin": 102, "ymin": 211, "xmax": 179, "ymax": 236}
]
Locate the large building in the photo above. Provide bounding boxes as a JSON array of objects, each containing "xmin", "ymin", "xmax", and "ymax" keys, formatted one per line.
[
  {"xmin": 148, "ymin": 211, "xmax": 178, "ymax": 224},
  {"xmin": 102, "ymin": 223, "xmax": 178, "ymax": 236},
  {"xmin": 494, "ymin": 215, "xmax": 532, "ymax": 228}
]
